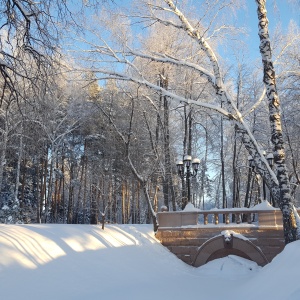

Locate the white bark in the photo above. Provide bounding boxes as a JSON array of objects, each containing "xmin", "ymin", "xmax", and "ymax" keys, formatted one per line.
[
  {"xmin": 74, "ymin": 0, "xmax": 297, "ymax": 239},
  {"xmin": 98, "ymin": 104, "xmax": 158, "ymax": 228},
  {"xmin": 14, "ymin": 125, "xmax": 23, "ymax": 203},
  {"xmin": 0, "ymin": 120, "xmax": 8, "ymax": 199},
  {"xmin": 83, "ymin": 1, "xmax": 280, "ymax": 192},
  {"xmin": 256, "ymin": 0, "xmax": 297, "ymax": 243}
]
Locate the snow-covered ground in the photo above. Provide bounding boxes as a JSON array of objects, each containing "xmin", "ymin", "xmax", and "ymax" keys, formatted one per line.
[{"xmin": 0, "ymin": 224, "xmax": 299, "ymax": 300}]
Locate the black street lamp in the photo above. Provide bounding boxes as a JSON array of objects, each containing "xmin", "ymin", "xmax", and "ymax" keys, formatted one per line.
[
  {"xmin": 266, "ymin": 152, "xmax": 275, "ymax": 205},
  {"xmin": 266, "ymin": 153, "xmax": 274, "ymax": 168},
  {"xmin": 248, "ymin": 152, "xmax": 274, "ymax": 169},
  {"xmin": 248, "ymin": 151, "xmax": 274, "ymax": 203},
  {"xmin": 248, "ymin": 155, "xmax": 255, "ymax": 170},
  {"xmin": 176, "ymin": 155, "xmax": 200, "ymax": 208},
  {"xmin": 262, "ymin": 151, "xmax": 267, "ymax": 200}
]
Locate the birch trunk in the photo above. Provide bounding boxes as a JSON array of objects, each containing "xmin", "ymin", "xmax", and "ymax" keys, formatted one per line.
[
  {"xmin": 180, "ymin": 105, "xmax": 189, "ymax": 209},
  {"xmin": 256, "ymin": 0, "xmax": 297, "ymax": 243},
  {"xmin": 0, "ymin": 124, "xmax": 8, "ymax": 205},
  {"xmin": 220, "ymin": 114, "xmax": 227, "ymax": 221},
  {"xmin": 44, "ymin": 144, "xmax": 55, "ymax": 223},
  {"xmin": 163, "ymin": 0, "xmax": 297, "ymax": 243},
  {"xmin": 161, "ymin": 74, "xmax": 176, "ymax": 211},
  {"xmin": 14, "ymin": 127, "xmax": 23, "ymax": 203}
]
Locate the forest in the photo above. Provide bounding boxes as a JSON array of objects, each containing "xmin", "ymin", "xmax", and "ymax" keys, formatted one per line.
[{"xmin": 0, "ymin": 0, "xmax": 299, "ymax": 241}]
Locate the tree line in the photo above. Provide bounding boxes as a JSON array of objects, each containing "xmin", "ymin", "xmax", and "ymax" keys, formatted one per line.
[{"xmin": 0, "ymin": 0, "xmax": 299, "ymax": 243}]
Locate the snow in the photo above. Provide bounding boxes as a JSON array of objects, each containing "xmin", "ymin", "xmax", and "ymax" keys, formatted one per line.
[
  {"xmin": 183, "ymin": 202, "xmax": 199, "ymax": 211},
  {"xmin": 0, "ymin": 224, "xmax": 299, "ymax": 300},
  {"xmin": 252, "ymin": 200, "xmax": 277, "ymax": 210},
  {"xmin": 221, "ymin": 229, "xmax": 249, "ymax": 241}
]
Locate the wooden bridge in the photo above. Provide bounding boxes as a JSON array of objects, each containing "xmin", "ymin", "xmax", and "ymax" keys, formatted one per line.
[{"xmin": 155, "ymin": 203, "xmax": 296, "ymax": 267}]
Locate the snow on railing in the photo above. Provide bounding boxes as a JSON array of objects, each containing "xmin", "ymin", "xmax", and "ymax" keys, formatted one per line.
[{"xmin": 157, "ymin": 201, "xmax": 300, "ymax": 228}]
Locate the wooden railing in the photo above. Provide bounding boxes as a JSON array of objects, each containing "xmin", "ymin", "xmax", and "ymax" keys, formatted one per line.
[{"xmin": 156, "ymin": 208, "xmax": 297, "ymax": 228}]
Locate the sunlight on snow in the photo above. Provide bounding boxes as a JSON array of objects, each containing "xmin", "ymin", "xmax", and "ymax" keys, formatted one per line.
[
  {"xmin": 1, "ymin": 225, "xmax": 300, "ymax": 300},
  {"xmin": 0, "ymin": 225, "xmax": 143, "ymax": 271},
  {"xmin": 92, "ymin": 227, "xmax": 138, "ymax": 247},
  {"xmin": 61, "ymin": 227, "xmax": 138, "ymax": 251},
  {"xmin": 61, "ymin": 234, "xmax": 107, "ymax": 252},
  {"xmin": 0, "ymin": 226, "xmax": 65, "ymax": 269}
]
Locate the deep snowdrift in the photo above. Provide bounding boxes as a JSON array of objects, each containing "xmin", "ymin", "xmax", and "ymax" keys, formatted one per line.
[{"xmin": 0, "ymin": 224, "xmax": 299, "ymax": 300}]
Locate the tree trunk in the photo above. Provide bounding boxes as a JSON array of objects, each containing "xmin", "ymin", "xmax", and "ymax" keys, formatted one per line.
[
  {"xmin": 136, "ymin": 181, "xmax": 141, "ymax": 224},
  {"xmin": 180, "ymin": 104, "xmax": 188, "ymax": 209},
  {"xmin": 220, "ymin": 114, "xmax": 227, "ymax": 221},
  {"xmin": 14, "ymin": 128, "xmax": 23, "ymax": 203},
  {"xmin": 0, "ymin": 122, "xmax": 8, "ymax": 205},
  {"xmin": 142, "ymin": 183, "xmax": 158, "ymax": 231},
  {"xmin": 122, "ymin": 180, "xmax": 126, "ymax": 224},
  {"xmin": 256, "ymin": 0, "xmax": 297, "ymax": 243},
  {"xmin": 61, "ymin": 151, "xmax": 66, "ymax": 223},
  {"xmin": 187, "ymin": 107, "xmax": 193, "ymax": 205},
  {"xmin": 232, "ymin": 68, "xmax": 242, "ymax": 209},
  {"xmin": 244, "ymin": 168, "xmax": 252, "ymax": 209},
  {"xmin": 76, "ymin": 141, "xmax": 87, "ymax": 224},
  {"xmin": 35, "ymin": 160, "xmax": 41, "ymax": 223},
  {"xmin": 160, "ymin": 72, "xmax": 176, "ymax": 211},
  {"xmin": 82, "ymin": 154, "xmax": 87, "ymax": 224},
  {"xmin": 44, "ymin": 144, "xmax": 55, "ymax": 223},
  {"xmin": 41, "ymin": 155, "xmax": 48, "ymax": 222},
  {"xmin": 166, "ymin": 0, "xmax": 298, "ymax": 242},
  {"xmin": 90, "ymin": 183, "xmax": 98, "ymax": 225},
  {"xmin": 282, "ymin": 113, "xmax": 300, "ymax": 198},
  {"xmin": 67, "ymin": 161, "xmax": 74, "ymax": 224}
]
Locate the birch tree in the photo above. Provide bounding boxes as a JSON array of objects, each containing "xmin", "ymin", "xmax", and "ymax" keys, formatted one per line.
[
  {"xmin": 255, "ymin": 0, "xmax": 298, "ymax": 242},
  {"xmin": 273, "ymin": 22, "xmax": 300, "ymax": 200},
  {"xmin": 97, "ymin": 90, "xmax": 160, "ymax": 230},
  {"xmin": 74, "ymin": 0, "xmax": 300, "ymax": 243}
]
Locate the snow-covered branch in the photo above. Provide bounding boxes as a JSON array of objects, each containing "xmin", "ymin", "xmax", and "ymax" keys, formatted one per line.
[
  {"xmin": 90, "ymin": 68, "xmax": 234, "ymax": 119},
  {"xmin": 243, "ymin": 87, "xmax": 266, "ymax": 117}
]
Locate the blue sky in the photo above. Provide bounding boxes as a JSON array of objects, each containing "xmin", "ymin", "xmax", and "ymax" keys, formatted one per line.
[
  {"xmin": 73, "ymin": 0, "xmax": 299, "ymax": 81},
  {"xmin": 235, "ymin": 1, "xmax": 300, "ymax": 60},
  {"xmin": 109, "ymin": 0, "xmax": 299, "ymax": 63}
]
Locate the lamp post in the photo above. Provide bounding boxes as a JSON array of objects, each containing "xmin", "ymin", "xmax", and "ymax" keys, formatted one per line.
[
  {"xmin": 176, "ymin": 155, "xmax": 200, "ymax": 209},
  {"xmin": 248, "ymin": 155, "xmax": 255, "ymax": 170},
  {"xmin": 248, "ymin": 152, "xmax": 274, "ymax": 204},
  {"xmin": 262, "ymin": 151, "xmax": 267, "ymax": 200},
  {"xmin": 266, "ymin": 153, "xmax": 274, "ymax": 168},
  {"xmin": 266, "ymin": 152, "xmax": 274, "ymax": 205}
]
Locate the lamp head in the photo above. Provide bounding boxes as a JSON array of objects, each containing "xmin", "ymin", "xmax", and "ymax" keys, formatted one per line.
[
  {"xmin": 183, "ymin": 155, "xmax": 192, "ymax": 167},
  {"xmin": 192, "ymin": 158, "xmax": 200, "ymax": 172},
  {"xmin": 266, "ymin": 153, "xmax": 274, "ymax": 168},
  {"xmin": 176, "ymin": 160, "xmax": 184, "ymax": 176},
  {"xmin": 248, "ymin": 155, "xmax": 255, "ymax": 170}
]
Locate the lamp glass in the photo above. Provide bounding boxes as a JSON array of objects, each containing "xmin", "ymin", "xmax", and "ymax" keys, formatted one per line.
[
  {"xmin": 192, "ymin": 158, "xmax": 200, "ymax": 171},
  {"xmin": 183, "ymin": 155, "xmax": 192, "ymax": 167}
]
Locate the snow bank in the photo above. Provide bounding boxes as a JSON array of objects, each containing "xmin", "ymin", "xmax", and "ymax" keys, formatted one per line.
[{"xmin": 0, "ymin": 224, "xmax": 299, "ymax": 300}]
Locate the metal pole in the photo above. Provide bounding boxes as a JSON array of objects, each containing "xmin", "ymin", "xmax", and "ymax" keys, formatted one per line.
[
  {"xmin": 263, "ymin": 178, "xmax": 266, "ymax": 200},
  {"xmin": 186, "ymin": 165, "xmax": 191, "ymax": 203},
  {"xmin": 181, "ymin": 175, "xmax": 187, "ymax": 209}
]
